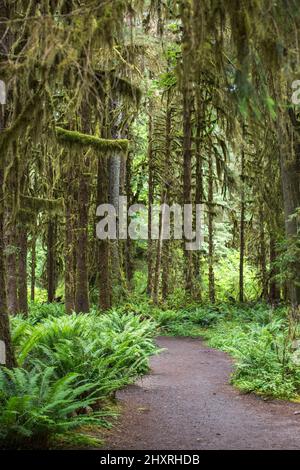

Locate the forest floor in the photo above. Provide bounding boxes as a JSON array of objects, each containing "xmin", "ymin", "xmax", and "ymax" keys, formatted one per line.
[{"xmin": 101, "ymin": 336, "xmax": 300, "ymax": 450}]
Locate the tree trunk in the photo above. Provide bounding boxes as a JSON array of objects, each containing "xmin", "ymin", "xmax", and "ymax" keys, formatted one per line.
[
  {"xmin": 147, "ymin": 108, "xmax": 155, "ymax": 297},
  {"xmin": 125, "ymin": 147, "xmax": 134, "ymax": 285},
  {"xmin": 30, "ymin": 232, "xmax": 36, "ymax": 302},
  {"xmin": 4, "ymin": 218, "xmax": 19, "ymax": 315},
  {"xmin": 0, "ymin": 167, "xmax": 16, "ymax": 368},
  {"xmin": 47, "ymin": 219, "xmax": 56, "ymax": 303},
  {"xmin": 97, "ymin": 155, "xmax": 111, "ymax": 310},
  {"xmin": 65, "ymin": 194, "xmax": 75, "ymax": 313},
  {"xmin": 18, "ymin": 227, "xmax": 28, "ymax": 315},
  {"xmin": 239, "ymin": 142, "xmax": 245, "ymax": 303},
  {"xmin": 259, "ymin": 206, "xmax": 268, "ymax": 300},
  {"xmin": 162, "ymin": 89, "xmax": 172, "ymax": 300},
  {"xmin": 75, "ymin": 173, "xmax": 90, "ymax": 312},
  {"xmin": 269, "ymin": 232, "xmax": 280, "ymax": 303},
  {"xmin": 181, "ymin": 1, "xmax": 193, "ymax": 294},
  {"xmin": 208, "ymin": 153, "xmax": 215, "ymax": 303},
  {"xmin": 194, "ymin": 90, "xmax": 203, "ymax": 300}
]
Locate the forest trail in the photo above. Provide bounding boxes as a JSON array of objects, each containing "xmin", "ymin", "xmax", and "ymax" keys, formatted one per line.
[{"xmin": 103, "ymin": 337, "xmax": 300, "ymax": 450}]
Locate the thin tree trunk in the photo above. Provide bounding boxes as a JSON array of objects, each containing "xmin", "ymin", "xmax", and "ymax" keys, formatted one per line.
[
  {"xmin": 259, "ymin": 206, "xmax": 268, "ymax": 300},
  {"xmin": 208, "ymin": 153, "xmax": 215, "ymax": 303},
  {"xmin": 125, "ymin": 148, "xmax": 134, "ymax": 285},
  {"xmin": 162, "ymin": 89, "xmax": 172, "ymax": 300},
  {"xmin": 75, "ymin": 173, "xmax": 90, "ymax": 312},
  {"xmin": 47, "ymin": 219, "xmax": 56, "ymax": 303},
  {"xmin": 18, "ymin": 227, "xmax": 28, "ymax": 315},
  {"xmin": 147, "ymin": 108, "xmax": 155, "ymax": 296},
  {"xmin": 97, "ymin": 155, "xmax": 111, "ymax": 310},
  {"xmin": 181, "ymin": 1, "xmax": 193, "ymax": 294},
  {"xmin": 269, "ymin": 232, "xmax": 280, "ymax": 303},
  {"xmin": 239, "ymin": 141, "xmax": 246, "ymax": 303},
  {"xmin": 30, "ymin": 232, "xmax": 36, "ymax": 302},
  {"xmin": 65, "ymin": 194, "xmax": 75, "ymax": 313},
  {"xmin": 4, "ymin": 219, "xmax": 18, "ymax": 314},
  {"xmin": 194, "ymin": 90, "xmax": 203, "ymax": 300}
]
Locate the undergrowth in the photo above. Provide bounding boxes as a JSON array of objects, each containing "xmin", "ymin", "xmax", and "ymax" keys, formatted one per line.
[{"xmin": 0, "ymin": 306, "xmax": 158, "ymax": 449}]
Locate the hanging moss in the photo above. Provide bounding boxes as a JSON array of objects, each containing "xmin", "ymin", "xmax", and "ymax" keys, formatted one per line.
[
  {"xmin": 55, "ymin": 127, "xmax": 129, "ymax": 152},
  {"xmin": 20, "ymin": 195, "xmax": 64, "ymax": 215}
]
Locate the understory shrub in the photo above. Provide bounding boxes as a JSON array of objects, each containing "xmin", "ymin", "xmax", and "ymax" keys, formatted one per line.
[{"xmin": 0, "ymin": 307, "xmax": 158, "ymax": 448}]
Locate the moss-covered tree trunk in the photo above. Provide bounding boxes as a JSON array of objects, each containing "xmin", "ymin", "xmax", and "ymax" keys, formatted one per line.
[
  {"xmin": 259, "ymin": 205, "xmax": 268, "ymax": 300},
  {"xmin": 47, "ymin": 219, "xmax": 56, "ymax": 303},
  {"xmin": 4, "ymin": 217, "xmax": 18, "ymax": 315},
  {"xmin": 278, "ymin": 107, "xmax": 300, "ymax": 306},
  {"xmin": 75, "ymin": 172, "xmax": 90, "ymax": 313},
  {"xmin": 147, "ymin": 108, "xmax": 155, "ymax": 297},
  {"xmin": 30, "ymin": 232, "xmax": 36, "ymax": 302},
  {"xmin": 97, "ymin": 155, "xmax": 111, "ymax": 310},
  {"xmin": 125, "ymin": 147, "xmax": 134, "ymax": 285},
  {"xmin": 269, "ymin": 232, "xmax": 280, "ymax": 303},
  {"xmin": 239, "ymin": 143, "xmax": 245, "ymax": 303},
  {"xmin": 181, "ymin": 0, "xmax": 193, "ymax": 295},
  {"xmin": 208, "ymin": 153, "xmax": 215, "ymax": 303},
  {"xmin": 162, "ymin": 89, "xmax": 172, "ymax": 300},
  {"xmin": 65, "ymin": 192, "xmax": 75, "ymax": 313},
  {"xmin": 194, "ymin": 90, "xmax": 204, "ymax": 300},
  {"xmin": 18, "ymin": 226, "xmax": 28, "ymax": 315}
]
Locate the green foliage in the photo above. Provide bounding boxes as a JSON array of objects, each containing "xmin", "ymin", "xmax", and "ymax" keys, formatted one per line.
[
  {"xmin": 3, "ymin": 305, "xmax": 158, "ymax": 448},
  {"xmin": 0, "ymin": 367, "xmax": 111, "ymax": 449}
]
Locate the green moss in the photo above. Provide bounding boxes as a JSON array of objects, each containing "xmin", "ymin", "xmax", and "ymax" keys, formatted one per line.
[
  {"xmin": 55, "ymin": 127, "xmax": 129, "ymax": 152},
  {"xmin": 20, "ymin": 195, "xmax": 64, "ymax": 215}
]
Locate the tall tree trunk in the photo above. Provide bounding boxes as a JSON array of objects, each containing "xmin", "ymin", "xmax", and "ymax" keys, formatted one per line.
[
  {"xmin": 0, "ymin": 2, "xmax": 16, "ymax": 366},
  {"xmin": 208, "ymin": 153, "xmax": 215, "ymax": 303},
  {"xmin": 259, "ymin": 206, "xmax": 268, "ymax": 300},
  {"xmin": 269, "ymin": 232, "xmax": 280, "ymax": 303},
  {"xmin": 30, "ymin": 232, "xmax": 36, "ymax": 302},
  {"xmin": 97, "ymin": 155, "xmax": 111, "ymax": 310},
  {"xmin": 181, "ymin": 1, "xmax": 193, "ymax": 294},
  {"xmin": 109, "ymin": 152, "xmax": 122, "ymax": 302},
  {"xmin": 239, "ymin": 142, "xmax": 245, "ymax": 303},
  {"xmin": 125, "ymin": 147, "xmax": 134, "ymax": 285},
  {"xmin": 65, "ymin": 192, "xmax": 75, "ymax": 313},
  {"xmin": 47, "ymin": 219, "xmax": 56, "ymax": 303},
  {"xmin": 4, "ymin": 219, "xmax": 18, "ymax": 314},
  {"xmin": 194, "ymin": 90, "xmax": 203, "ymax": 300},
  {"xmin": 277, "ymin": 107, "xmax": 300, "ymax": 306},
  {"xmin": 18, "ymin": 227, "xmax": 28, "ymax": 315},
  {"xmin": 75, "ymin": 173, "xmax": 90, "ymax": 312},
  {"xmin": 147, "ymin": 108, "xmax": 155, "ymax": 296},
  {"xmin": 162, "ymin": 89, "xmax": 172, "ymax": 300}
]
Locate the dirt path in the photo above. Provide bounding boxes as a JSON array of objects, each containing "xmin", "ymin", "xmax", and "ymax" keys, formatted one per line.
[{"xmin": 103, "ymin": 336, "xmax": 300, "ymax": 450}]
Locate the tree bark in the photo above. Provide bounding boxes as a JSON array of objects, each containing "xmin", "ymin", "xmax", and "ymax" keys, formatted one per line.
[
  {"xmin": 208, "ymin": 153, "xmax": 215, "ymax": 303},
  {"xmin": 30, "ymin": 232, "xmax": 36, "ymax": 302},
  {"xmin": 75, "ymin": 173, "xmax": 90, "ymax": 312},
  {"xmin": 239, "ymin": 142, "xmax": 245, "ymax": 303},
  {"xmin": 181, "ymin": 1, "xmax": 193, "ymax": 294},
  {"xmin": 147, "ymin": 108, "xmax": 155, "ymax": 297},
  {"xmin": 97, "ymin": 155, "xmax": 111, "ymax": 310},
  {"xmin": 47, "ymin": 219, "xmax": 56, "ymax": 303},
  {"xmin": 65, "ymin": 192, "xmax": 75, "ymax": 313},
  {"xmin": 18, "ymin": 226, "xmax": 28, "ymax": 315}
]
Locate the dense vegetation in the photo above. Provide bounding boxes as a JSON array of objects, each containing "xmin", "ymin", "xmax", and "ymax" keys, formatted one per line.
[{"xmin": 1, "ymin": 0, "xmax": 300, "ymax": 449}]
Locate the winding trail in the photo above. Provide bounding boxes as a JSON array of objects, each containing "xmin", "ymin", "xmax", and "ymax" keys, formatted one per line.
[{"xmin": 103, "ymin": 337, "xmax": 300, "ymax": 450}]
